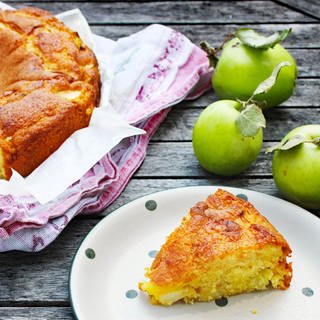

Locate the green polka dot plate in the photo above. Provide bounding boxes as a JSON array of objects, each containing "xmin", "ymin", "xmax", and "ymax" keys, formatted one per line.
[{"xmin": 69, "ymin": 186, "xmax": 320, "ymax": 319}]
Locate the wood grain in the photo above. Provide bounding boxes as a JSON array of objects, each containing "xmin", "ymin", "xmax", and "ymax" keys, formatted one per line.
[
  {"xmin": 91, "ymin": 24, "xmax": 320, "ymax": 48},
  {"xmin": 102, "ymin": 177, "xmax": 283, "ymax": 215},
  {"xmin": 135, "ymin": 141, "xmax": 275, "ymax": 177},
  {"xmin": 275, "ymin": 0, "xmax": 320, "ymax": 20},
  {"xmin": 0, "ymin": 307, "xmax": 72, "ymax": 319},
  {"xmin": 294, "ymin": 49, "xmax": 320, "ymax": 77},
  {"xmin": 0, "ymin": 219, "xmax": 98, "ymax": 302},
  {"xmin": 152, "ymin": 106, "xmax": 320, "ymax": 141},
  {"xmin": 183, "ymin": 79, "xmax": 320, "ymax": 108},
  {"xmin": 10, "ymin": 1, "xmax": 315, "ymax": 23}
]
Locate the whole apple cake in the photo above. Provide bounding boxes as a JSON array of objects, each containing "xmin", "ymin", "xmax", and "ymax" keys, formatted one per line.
[{"xmin": 0, "ymin": 7, "xmax": 100, "ymax": 179}]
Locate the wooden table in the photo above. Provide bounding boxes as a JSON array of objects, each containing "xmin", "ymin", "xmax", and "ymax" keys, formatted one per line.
[{"xmin": 0, "ymin": 1, "xmax": 319, "ymax": 319}]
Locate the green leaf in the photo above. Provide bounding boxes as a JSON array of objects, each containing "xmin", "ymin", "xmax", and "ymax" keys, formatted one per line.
[
  {"xmin": 251, "ymin": 61, "xmax": 291, "ymax": 99},
  {"xmin": 236, "ymin": 104, "xmax": 266, "ymax": 137},
  {"xmin": 235, "ymin": 28, "xmax": 292, "ymax": 49},
  {"xmin": 266, "ymin": 135, "xmax": 308, "ymax": 153}
]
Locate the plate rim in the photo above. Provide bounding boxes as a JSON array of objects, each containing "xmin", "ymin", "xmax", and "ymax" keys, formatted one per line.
[{"xmin": 68, "ymin": 185, "xmax": 320, "ymax": 319}]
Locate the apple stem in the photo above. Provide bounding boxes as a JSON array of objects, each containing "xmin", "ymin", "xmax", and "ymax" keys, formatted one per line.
[
  {"xmin": 200, "ymin": 34, "xmax": 234, "ymax": 68},
  {"xmin": 199, "ymin": 41, "xmax": 219, "ymax": 68},
  {"xmin": 313, "ymin": 137, "xmax": 320, "ymax": 146},
  {"xmin": 217, "ymin": 33, "xmax": 234, "ymax": 51}
]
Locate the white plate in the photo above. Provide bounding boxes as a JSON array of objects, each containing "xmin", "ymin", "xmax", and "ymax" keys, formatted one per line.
[{"xmin": 69, "ymin": 186, "xmax": 320, "ymax": 320}]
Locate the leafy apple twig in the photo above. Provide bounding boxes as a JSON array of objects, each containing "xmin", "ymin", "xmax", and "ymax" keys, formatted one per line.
[
  {"xmin": 266, "ymin": 135, "xmax": 320, "ymax": 153},
  {"xmin": 199, "ymin": 29, "xmax": 293, "ymax": 138},
  {"xmin": 200, "ymin": 28, "xmax": 291, "ymax": 68}
]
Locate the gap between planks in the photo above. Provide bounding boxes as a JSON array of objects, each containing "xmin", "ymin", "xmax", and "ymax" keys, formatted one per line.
[
  {"xmin": 0, "ymin": 301, "xmax": 69, "ymax": 307},
  {"xmin": 272, "ymin": 0, "xmax": 320, "ymax": 21}
]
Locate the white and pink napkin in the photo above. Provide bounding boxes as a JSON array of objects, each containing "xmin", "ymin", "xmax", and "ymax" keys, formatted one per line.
[{"xmin": 0, "ymin": 5, "xmax": 211, "ymax": 251}]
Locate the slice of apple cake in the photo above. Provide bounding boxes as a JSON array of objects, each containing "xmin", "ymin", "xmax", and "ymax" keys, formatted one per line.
[{"xmin": 139, "ymin": 188, "xmax": 292, "ymax": 306}]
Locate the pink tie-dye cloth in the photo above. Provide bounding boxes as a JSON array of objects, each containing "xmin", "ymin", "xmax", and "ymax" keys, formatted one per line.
[{"xmin": 0, "ymin": 22, "xmax": 211, "ymax": 252}]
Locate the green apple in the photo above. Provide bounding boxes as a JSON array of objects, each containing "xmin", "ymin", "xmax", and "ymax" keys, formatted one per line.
[
  {"xmin": 192, "ymin": 100, "xmax": 263, "ymax": 176},
  {"xmin": 271, "ymin": 125, "xmax": 320, "ymax": 209},
  {"xmin": 202, "ymin": 28, "xmax": 298, "ymax": 109},
  {"xmin": 213, "ymin": 38, "xmax": 297, "ymax": 108}
]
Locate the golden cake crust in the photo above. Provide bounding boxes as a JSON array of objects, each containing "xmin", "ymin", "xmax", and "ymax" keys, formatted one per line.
[
  {"xmin": 145, "ymin": 189, "xmax": 292, "ymax": 289},
  {"xmin": 0, "ymin": 7, "xmax": 100, "ymax": 178}
]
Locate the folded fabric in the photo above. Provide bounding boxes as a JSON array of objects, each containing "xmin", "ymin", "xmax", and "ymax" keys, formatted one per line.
[{"xmin": 0, "ymin": 15, "xmax": 211, "ymax": 251}]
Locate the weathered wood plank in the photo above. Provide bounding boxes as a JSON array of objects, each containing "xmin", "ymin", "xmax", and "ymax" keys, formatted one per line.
[
  {"xmin": 104, "ymin": 177, "xmax": 282, "ymax": 215},
  {"xmin": 135, "ymin": 141, "xmax": 273, "ymax": 177},
  {"xmin": 90, "ymin": 24, "xmax": 320, "ymax": 49},
  {"xmin": 294, "ymin": 49, "xmax": 320, "ymax": 77},
  {"xmin": 103, "ymin": 177, "xmax": 318, "ymax": 217},
  {"xmin": 0, "ymin": 307, "xmax": 72, "ymax": 319},
  {"xmin": 275, "ymin": 0, "xmax": 320, "ymax": 20},
  {"xmin": 152, "ymin": 106, "xmax": 320, "ymax": 142},
  {"xmin": 182, "ymin": 79, "xmax": 320, "ymax": 107},
  {"xmin": 0, "ymin": 219, "xmax": 98, "ymax": 302},
  {"xmin": 10, "ymin": 1, "xmax": 315, "ymax": 23},
  {"xmin": 2, "ymin": 3, "xmax": 317, "ymax": 48}
]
